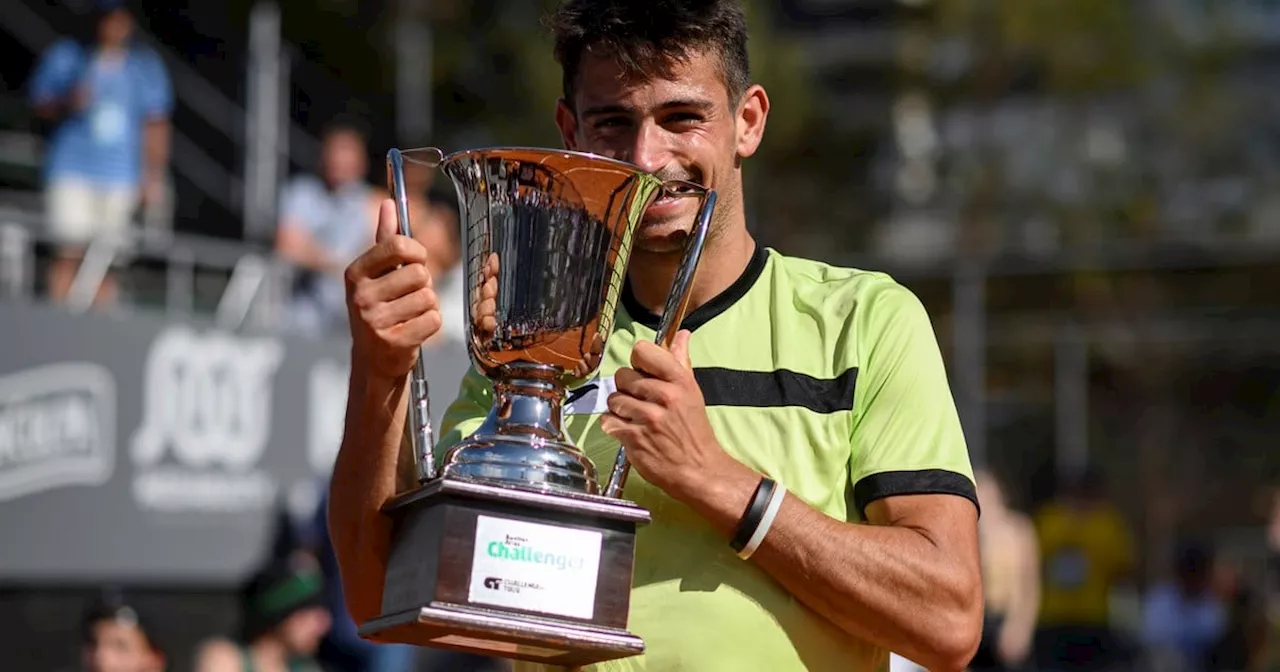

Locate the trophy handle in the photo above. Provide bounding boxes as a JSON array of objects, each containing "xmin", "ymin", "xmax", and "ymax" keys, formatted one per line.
[
  {"xmin": 387, "ymin": 147, "xmax": 444, "ymax": 484},
  {"xmin": 603, "ymin": 184, "xmax": 717, "ymax": 499}
]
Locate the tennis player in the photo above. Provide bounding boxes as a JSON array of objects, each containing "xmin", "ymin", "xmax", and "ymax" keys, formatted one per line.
[{"xmin": 328, "ymin": 1, "xmax": 983, "ymax": 670}]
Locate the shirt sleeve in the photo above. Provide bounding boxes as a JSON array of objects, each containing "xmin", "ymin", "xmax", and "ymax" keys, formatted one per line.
[
  {"xmin": 136, "ymin": 50, "xmax": 174, "ymax": 119},
  {"xmin": 848, "ymin": 280, "xmax": 978, "ymax": 519},
  {"xmin": 278, "ymin": 178, "xmax": 321, "ymax": 232},
  {"xmin": 431, "ymin": 366, "xmax": 494, "ymax": 461},
  {"xmin": 29, "ymin": 40, "xmax": 83, "ymax": 105}
]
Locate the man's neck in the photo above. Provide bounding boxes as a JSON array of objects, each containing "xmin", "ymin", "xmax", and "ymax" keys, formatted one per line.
[{"xmin": 626, "ymin": 224, "xmax": 756, "ymax": 319}]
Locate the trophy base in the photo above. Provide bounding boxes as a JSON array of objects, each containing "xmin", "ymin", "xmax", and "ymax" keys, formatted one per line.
[{"xmin": 363, "ymin": 477, "xmax": 651, "ymax": 666}]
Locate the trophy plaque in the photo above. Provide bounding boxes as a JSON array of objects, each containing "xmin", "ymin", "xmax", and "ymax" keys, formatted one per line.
[{"xmin": 356, "ymin": 147, "xmax": 716, "ymax": 666}]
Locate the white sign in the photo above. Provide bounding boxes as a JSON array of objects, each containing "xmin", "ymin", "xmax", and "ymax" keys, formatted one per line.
[
  {"xmin": 467, "ymin": 515, "xmax": 603, "ymax": 620},
  {"xmin": 129, "ymin": 325, "xmax": 283, "ymax": 512},
  {"xmin": 564, "ymin": 375, "xmax": 616, "ymax": 416},
  {"xmin": 0, "ymin": 363, "xmax": 116, "ymax": 502}
]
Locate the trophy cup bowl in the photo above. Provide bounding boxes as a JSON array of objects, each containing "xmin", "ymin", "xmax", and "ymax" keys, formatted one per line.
[{"xmin": 358, "ymin": 146, "xmax": 715, "ymax": 666}]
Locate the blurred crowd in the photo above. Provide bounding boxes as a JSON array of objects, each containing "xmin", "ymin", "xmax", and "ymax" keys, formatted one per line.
[
  {"xmin": 18, "ymin": 2, "xmax": 1280, "ymax": 672},
  {"xmin": 28, "ymin": 0, "xmax": 467, "ymax": 348},
  {"xmin": 894, "ymin": 473, "xmax": 1280, "ymax": 672}
]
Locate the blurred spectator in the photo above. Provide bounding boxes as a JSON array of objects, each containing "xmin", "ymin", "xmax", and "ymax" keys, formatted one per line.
[
  {"xmin": 1033, "ymin": 469, "xmax": 1137, "ymax": 670},
  {"xmin": 1205, "ymin": 558, "xmax": 1267, "ymax": 672},
  {"xmin": 307, "ymin": 488, "xmax": 505, "ymax": 672},
  {"xmin": 192, "ymin": 554, "xmax": 332, "ymax": 672},
  {"xmin": 276, "ymin": 115, "xmax": 378, "ymax": 336},
  {"xmin": 305, "ymin": 489, "xmax": 417, "ymax": 672},
  {"xmin": 1141, "ymin": 542, "xmax": 1227, "ymax": 671},
  {"xmin": 28, "ymin": 0, "xmax": 172, "ymax": 306},
  {"xmin": 371, "ymin": 156, "xmax": 464, "ymax": 346},
  {"xmin": 973, "ymin": 468, "xmax": 1041, "ymax": 672},
  {"xmin": 79, "ymin": 591, "xmax": 166, "ymax": 672}
]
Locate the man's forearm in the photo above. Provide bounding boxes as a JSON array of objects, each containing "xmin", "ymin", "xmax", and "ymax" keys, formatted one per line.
[
  {"xmin": 327, "ymin": 362, "xmax": 411, "ymax": 625},
  {"xmin": 143, "ymin": 119, "xmax": 170, "ymax": 181},
  {"xmin": 683, "ymin": 460, "xmax": 982, "ymax": 671}
]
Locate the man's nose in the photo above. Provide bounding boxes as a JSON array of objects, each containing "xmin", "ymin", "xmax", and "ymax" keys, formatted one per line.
[{"xmin": 628, "ymin": 121, "xmax": 670, "ymax": 174}]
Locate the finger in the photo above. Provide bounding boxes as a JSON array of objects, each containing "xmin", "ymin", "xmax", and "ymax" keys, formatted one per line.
[
  {"xmin": 367, "ymin": 287, "xmax": 439, "ymax": 330},
  {"xmin": 598, "ymin": 413, "xmax": 638, "ymax": 440},
  {"xmin": 630, "ymin": 341, "xmax": 686, "ymax": 383},
  {"xmin": 606, "ymin": 391, "xmax": 661, "ymax": 423},
  {"xmin": 613, "ymin": 367, "xmax": 642, "ymax": 390},
  {"xmin": 669, "ymin": 329, "xmax": 693, "ymax": 370},
  {"xmin": 347, "ymin": 236, "xmax": 428, "ymax": 282},
  {"xmin": 375, "ymin": 199, "xmax": 398, "ymax": 243},
  {"xmin": 351, "ymin": 264, "xmax": 432, "ymax": 311},
  {"xmin": 614, "ymin": 376, "xmax": 675, "ymax": 404},
  {"xmin": 380, "ymin": 309, "xmax": 442, "ymax": 348}
]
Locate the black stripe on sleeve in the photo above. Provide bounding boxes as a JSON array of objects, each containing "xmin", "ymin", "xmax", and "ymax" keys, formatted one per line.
[
  {"xmin": 693, "ymin": 367, "xmax": 858, "ymax": 414},
  {"xmin": 852, "ymin": 469, "xmax": 980, "ymax": 519}
]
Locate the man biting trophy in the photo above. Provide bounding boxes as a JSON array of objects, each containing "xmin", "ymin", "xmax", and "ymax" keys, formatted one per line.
[{"xmin": 327, "ymin": 1, "xmax": 984, "ymax": 671}]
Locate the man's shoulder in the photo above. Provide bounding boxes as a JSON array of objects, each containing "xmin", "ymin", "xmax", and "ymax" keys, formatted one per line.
[
  {"xmin": 283, "ymin": 174, "xmax": 328, "ymax": 199},
  {"xmin": 766, "ymin": 249, "xmax": 928, "ymax": 328}
]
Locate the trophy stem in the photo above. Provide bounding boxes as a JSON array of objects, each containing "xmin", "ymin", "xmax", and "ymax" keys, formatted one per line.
[
  {"xmin": 439, "ymin": 363, "xmax": 600, "ymax": 495},
  {"xmin": 492, "ymin": 368, "xmax": 566, "ymax": 441}
]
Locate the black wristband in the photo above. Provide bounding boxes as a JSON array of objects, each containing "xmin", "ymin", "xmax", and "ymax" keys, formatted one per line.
[{"xmin": 730, "ymin": 477, "xmax": 776, "ymax": 553}]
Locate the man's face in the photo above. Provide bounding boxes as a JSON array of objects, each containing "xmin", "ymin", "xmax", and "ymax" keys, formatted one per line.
[
  {"xmin": 98, "ymin": 9, "xmax": 134, "ymax": 48},
  {"xmin": 322, "ymin": 131, "xmax": 368, "ymax": 188},
  {"xmin": 557, "ymin": 48, "xmax": 764, "ymax": 253},
  {"xmin": 278, "ymin": 606, "xmax": 331, "ymax": 655},
  {"xmin": 82, "ymin": 621, "xmax": 163, "ymax": 672}
]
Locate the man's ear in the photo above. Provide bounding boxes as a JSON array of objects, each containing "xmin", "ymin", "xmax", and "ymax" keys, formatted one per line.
[
  {"xmin": 556, "ymin": 99, "xmax": 580, "ymax": 151},
  {"xmin": 735, "ymin": 84, "xmax": 770, "ymax": 159}
]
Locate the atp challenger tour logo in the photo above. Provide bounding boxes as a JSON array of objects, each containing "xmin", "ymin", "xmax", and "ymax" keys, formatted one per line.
[
  {"xmin": 130, "ymin": 325, "xmax": 283, "ymax": 512},
  {"xmin": 468, "ymin": 516, "xmax": 604, "ymax": 620}
]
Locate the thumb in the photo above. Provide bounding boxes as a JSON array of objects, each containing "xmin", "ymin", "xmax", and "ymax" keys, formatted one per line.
[
  {"xmin": 668, "ymin": 329, "xmax": 693, "ymax": 370},
  {"xmin": 375, "ymin": 198, "xmax": 398, "ymax": 243}
]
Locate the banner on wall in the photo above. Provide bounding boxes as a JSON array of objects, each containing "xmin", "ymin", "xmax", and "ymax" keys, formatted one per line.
[{"xmin": 0, "ymin": 302, "xmax": 472, "ymax": 583}]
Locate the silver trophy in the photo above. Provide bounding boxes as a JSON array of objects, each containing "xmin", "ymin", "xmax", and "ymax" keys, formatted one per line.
[{"xmin": 360, "ymin": 147, "xmax": 714, "ymax": 666}]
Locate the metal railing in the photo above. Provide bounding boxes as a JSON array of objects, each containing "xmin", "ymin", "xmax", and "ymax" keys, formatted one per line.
[{"xmin": 0, "ymin": 208, "xmax": 293, "ymax": 334}]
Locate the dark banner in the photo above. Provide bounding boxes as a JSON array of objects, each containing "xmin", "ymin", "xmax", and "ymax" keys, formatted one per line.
[{"xmin": 0, "ymin": 302, "xmax": 472, "ymax": 583}]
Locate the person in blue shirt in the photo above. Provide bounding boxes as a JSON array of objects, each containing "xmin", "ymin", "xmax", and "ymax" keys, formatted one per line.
[
  {"xmin": 275, "ymin": 117, "xmax": 379, "ymax": 336},
  {"xmin": 1141, "ymin": 542, "xmax": 1228, "ymax": 671},
  {"xmin": 27, "ymin": 0, "xmax": 172, "ymax": 305}
]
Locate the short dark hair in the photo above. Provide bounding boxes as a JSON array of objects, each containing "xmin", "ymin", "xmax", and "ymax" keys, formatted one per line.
[
  {"xmin": 321, "ymin": 113, "xmax": 370, "ymax": 145},
  {"xmin": 547, "ymin": 0, "xmax": 751, "ymax": 109}
]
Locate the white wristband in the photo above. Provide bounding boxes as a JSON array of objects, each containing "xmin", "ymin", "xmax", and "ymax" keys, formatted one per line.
[{"xmin": 737, "ymin": 484, "xmax": 786, "ymax": 560}]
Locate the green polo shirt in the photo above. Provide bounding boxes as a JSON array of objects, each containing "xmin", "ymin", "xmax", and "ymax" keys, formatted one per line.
[{"xmin": 434, "ymin": 246, "xmax": 977, "ymax": 671}]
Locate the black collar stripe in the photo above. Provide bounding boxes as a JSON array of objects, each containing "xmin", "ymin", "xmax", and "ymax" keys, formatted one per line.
[
  {"xmin": 693, "ymin": 367, "xmax": 858, "ymax": 414},
  {"xmin": 621, "ymin": 244, "xmax": 769, "ymax": 332}
]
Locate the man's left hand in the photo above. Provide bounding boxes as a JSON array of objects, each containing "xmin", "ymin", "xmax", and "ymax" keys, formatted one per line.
[{"xmin": 599, "ymin": 330, "xmax": 730, "ymax": 500}]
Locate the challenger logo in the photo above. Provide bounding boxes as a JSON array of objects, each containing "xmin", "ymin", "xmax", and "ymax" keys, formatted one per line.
[{"xmin": 486, "ymin": 534, "xmax": 588, "ymax": 571}]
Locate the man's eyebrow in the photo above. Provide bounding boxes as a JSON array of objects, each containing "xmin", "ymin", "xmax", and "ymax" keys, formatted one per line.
[{"xmin": 580, "ymin": 99, "xmax": 716, "ymax": 118}]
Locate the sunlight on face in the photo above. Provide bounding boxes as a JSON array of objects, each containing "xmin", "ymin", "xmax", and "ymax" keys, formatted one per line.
[{"xmin": 557, "ymin": 49, "xmax": 764, "ymax": 253}]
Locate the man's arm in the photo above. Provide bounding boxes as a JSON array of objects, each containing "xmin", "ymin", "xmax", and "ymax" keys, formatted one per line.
[
  {"xmin": 998, "ymin": 516, "xmax": 1041, "ymax": 664},
  {"xmin": 326, "ymin": 200, "xmax": 440, "ymax": 625},
  {"xmin": 275, "ymin": 179, "xmax": 342, "ymax": 274},
  {"xmin": 678, "ymin": 463, "xmax": 982, "ymax": 672},
  {"xmin": 602, "ymin": 283, "xmax": 983, "ymax": 671}
]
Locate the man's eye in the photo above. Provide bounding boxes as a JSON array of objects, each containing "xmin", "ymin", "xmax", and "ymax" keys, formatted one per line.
[
  {"xmin": 593, "ymin": 117, "xmax": 629, "ymax": 129},
  {"xmin": 664, "ymin": 113, "xmax": 702, "ymax": 125}
]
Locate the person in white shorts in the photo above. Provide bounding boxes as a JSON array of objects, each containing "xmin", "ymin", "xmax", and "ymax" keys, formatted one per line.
[{"xmin": 28, "ymin": 0, "xmax": 172, "ymax": 305}]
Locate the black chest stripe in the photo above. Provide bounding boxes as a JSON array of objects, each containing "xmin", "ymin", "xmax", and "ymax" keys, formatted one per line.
[{"xmin": 691, "ymin": 367, "xmax": 858, "ymax": 414}]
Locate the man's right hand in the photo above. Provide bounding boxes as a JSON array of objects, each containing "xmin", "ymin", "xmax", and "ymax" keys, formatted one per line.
[{"xmin": 345, "ymin": 199, "xmax": 442, "ymax": 380}]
